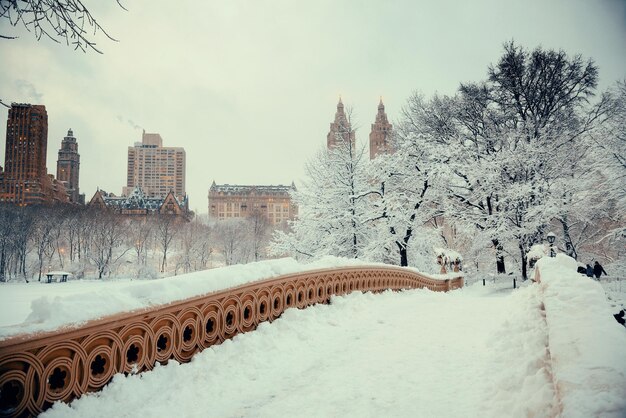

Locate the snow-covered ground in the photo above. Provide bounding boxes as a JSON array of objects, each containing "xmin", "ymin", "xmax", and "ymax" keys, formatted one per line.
[{"xmin": 2, "ymin": 256, "xmax": 624, "ymax": 417}]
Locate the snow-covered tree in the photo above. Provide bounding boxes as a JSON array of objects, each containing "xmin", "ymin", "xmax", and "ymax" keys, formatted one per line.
[
  {"xmin": 271, "ymin": 110, "xmax": 375, "ymax": 260},
  {"xmin": 364, "ymin": 126, "xmax": 444, "ymax": 267},
  {"xmin": 400, "ymin": 42, "xmax": 616, "ymax": 279},
  {"xmin": 588, "ymin": 80, "xmax": 626, "ymax": 212}
]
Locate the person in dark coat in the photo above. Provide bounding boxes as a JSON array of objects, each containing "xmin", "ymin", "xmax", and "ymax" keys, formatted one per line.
[
  {"xmin": 593, "ymin": 261, "xmax": 607, "ymax": 279},
  {"xmin": 586, "ymin": 264, "xmax": 594, "ymax": 278}
]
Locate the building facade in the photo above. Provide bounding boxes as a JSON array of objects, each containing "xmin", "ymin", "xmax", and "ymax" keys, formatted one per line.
[
  {"xmin": 369, "ymin": 99, "xmax": 393, "ymax": 159},
  {"xmin": 208, "ymin": 182, "xmax": 297, "ymax": 226},
  {"xmin": 88, "ymin": 186, "xmax": 189, "ymax": 218},
  {"xmin": 327, "ymin": 98, "xmax": 355, "ymax": 150},
  {"xmin": 124, "ymin": 131, "xmax": 186, "ymax": 201},
  {"xmin": 0, "ymin": 103, "xmax": 68, "ymax": 205},
  {"xmin": 56, "ymin": 128, "xmax": 84, "ymax": 204}
]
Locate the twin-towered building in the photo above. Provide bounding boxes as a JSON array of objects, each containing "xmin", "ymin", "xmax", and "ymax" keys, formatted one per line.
[
  {"xmin": 209, "ymin": 99, "xmax": 393, "ymax": 224},
  {"xmin": 327, "ymin": 97, "xmax": 393, "ymax": 158}
]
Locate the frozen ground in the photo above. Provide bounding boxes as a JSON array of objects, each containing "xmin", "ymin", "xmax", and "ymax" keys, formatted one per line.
[{"xmin": 2, "ymin": 256, "xmax": 624, "ymax": 417}]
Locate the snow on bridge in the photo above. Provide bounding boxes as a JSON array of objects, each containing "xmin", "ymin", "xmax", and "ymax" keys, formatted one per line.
[
  {"xmin": 0, "ymin": 258, "xmax": 462, "ymax": 416},
  {"xmin": 1, "ymin": 256, "xmax": 624, "ymax": 417}
]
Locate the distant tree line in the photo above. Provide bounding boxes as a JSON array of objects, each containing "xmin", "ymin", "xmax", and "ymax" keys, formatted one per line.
[
  {"xmin": 272, "ymin": 42, "xmax": 626, "ymax": 279},
  {"xmin": 0, "ymin": 204, "xmax": 275, "ymax": 282}
]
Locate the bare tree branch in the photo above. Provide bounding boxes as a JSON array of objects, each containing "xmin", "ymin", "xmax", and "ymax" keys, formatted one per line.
[{"xmin": 0, "ymin": 0, "xmax": 125, "ymax": 53}]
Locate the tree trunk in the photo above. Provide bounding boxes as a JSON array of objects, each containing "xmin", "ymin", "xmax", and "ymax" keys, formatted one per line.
[
  {"xmin": 559, "ymin": 217, "xmax": 577, "ymax": 259},
  {"xmin": 0, "ymin": 246, "xmax": 6, "ymax": 283},
  {"xmin": 520, "ymin": 244, "xmax": 528, "ymax": 281},
  {"xmin": 492, "ymin": 239, "xmax": 506, "ymax": 274},
  {"xmin": 397, "ymin": 242, "xmax": 408, "ymax": 267}
]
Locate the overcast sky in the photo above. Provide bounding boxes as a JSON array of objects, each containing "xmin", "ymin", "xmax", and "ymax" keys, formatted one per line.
[{"xmin": 1, "ymin": 0, "xmax": 625, "ymax": 213}]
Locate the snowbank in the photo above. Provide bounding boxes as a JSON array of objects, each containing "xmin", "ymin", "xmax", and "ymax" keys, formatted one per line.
[
  {"xmin": 0, "ymin": 257, "xmax": 393, "ymax": 340},
  {"xmin": 536, "ymin": 254, "xmax": 626, "ymax": 417}
]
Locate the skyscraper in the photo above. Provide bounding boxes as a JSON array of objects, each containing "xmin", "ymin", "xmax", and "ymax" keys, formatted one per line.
[
  {"xmin": 327, "ymin": 98, "xmax": 356, "ymax": 150},
  {"xmin": 0, "ymin": 103, "xmax": 68, "ymax": 205},
  {"xmin": 56, "ymin": 129, "xmax": 83, "ymax": 204},
  {"xmin": 369, "ymin": 98, "xmax": 393, "ymax": 159},
  {"xmin": 124, "ymin": 131, "xmax": 186, "ymax": 201}
]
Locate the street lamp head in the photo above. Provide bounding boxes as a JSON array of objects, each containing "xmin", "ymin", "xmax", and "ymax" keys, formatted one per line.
[{"xmin": 546, "ymin": 232, "xmax": 556, "ymax": 244}]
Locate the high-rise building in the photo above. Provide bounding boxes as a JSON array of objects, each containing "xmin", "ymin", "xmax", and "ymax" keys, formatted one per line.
[
  {"xmin": 327, "ymin": 98, "xmax": 355, "ymax": 150},
  {"xmin": 369, "ymin": 99, "xmax": 393, "ymax": 159},
  {"xmin": 124, "ymin": 131, "xmax": 186, "ymax": 201},
  {"xmin": 208, "ymin": 182, "xmax": 297, "ymax": 226},
  {"xmin": 56, "ymin": 128, "xmax": 83, "ymax": 204},
  {"xmin": 0, "ymin": 103, "xmax": 68, "ymax": 205}
]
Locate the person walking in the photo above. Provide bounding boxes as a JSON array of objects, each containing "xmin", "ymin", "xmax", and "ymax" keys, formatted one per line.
[
  {"xmin": 586, "ymin": 264, "xmax": 594, "ymax": 278},
  {"xmin": 593, "ymin": 261, "xmax": 607, "ymax": 279}
]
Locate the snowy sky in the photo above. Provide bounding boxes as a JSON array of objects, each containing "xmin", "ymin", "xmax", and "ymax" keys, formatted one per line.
[{"xmin": 1, "ymin": 0, "xmax": 625, "ymax": 213}]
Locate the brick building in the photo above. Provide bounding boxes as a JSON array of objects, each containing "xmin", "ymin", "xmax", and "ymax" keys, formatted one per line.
[
  {"xmin": 208, "ymin": 182, "xmax": 297, "ymax": 226},
  {"xmin": 0, "ymin": 103, "xmax": 68, "ymax": 205},
  {"xmin": 124, "ymin": 131, "xmax": 186, "ymax": 201}
]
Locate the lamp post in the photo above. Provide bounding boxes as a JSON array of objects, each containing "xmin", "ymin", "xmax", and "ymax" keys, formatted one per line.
[{"xmin": 546, "ymin": 232, "xmax": 556, "ymax": 257}]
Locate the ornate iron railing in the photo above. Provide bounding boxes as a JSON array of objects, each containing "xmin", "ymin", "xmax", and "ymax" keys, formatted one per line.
[{"xmin": 0, "ymin": 265, "xmax": 462, "ymax": 417}]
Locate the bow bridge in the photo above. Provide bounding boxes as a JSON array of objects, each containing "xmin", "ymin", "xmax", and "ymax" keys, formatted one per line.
[{"xmin": 0, "ymin": 266, "xmax": 462, "ymax": 417}]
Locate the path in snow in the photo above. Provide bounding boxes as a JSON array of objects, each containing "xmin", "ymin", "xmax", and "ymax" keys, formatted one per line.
[{"xmin": 43, "ymin": 284, "xmax": 557, "ymax": 418}]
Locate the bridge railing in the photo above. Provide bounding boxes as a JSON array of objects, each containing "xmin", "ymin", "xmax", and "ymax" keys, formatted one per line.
[{"xmin": 0, "ymin": 265, "xmax": 462, "ymax": 417}]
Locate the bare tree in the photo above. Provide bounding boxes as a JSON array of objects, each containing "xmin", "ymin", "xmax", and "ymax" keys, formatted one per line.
[
  {"xmin": 155, "ymin": 215, "xmax": 180, "ymax": 273},
  {"xmin": 0, "ymin": 204, "xmax": 17, "ymax": 282},
  {"xmin": 176, "ymin": 220, "xmax": 196, "ymax": 274},
  {"xmin": 127, "ymin": 217, "xmax": 153, "ymax": 266},
  {"xmin": 215, "ymin": 219, "xmax": 250, "ymax": 266},
  {"xmin": 0, "ymin": 0, "xmax": 126, "ymax": 53},
  {"xmin": 248, "ymin": 209, "xmax": 269, "ymax": 262},
  {"xmin": 89, "ymin": 212, "xmax": 130, "ymax": 278},
  {"xmin": 62, "ymin": 205, "xmax": 84, "ymax": 263},
  {"xmin": 11, "ymin": 206, "xmax": 35, "ymax": 280},
  {"xmin": 33, "ymin": 207, "xmax": 56, "ymax": 281},
  {"xmin": 175, "ymin": 218, "xmax": 211, "ymax": 273}
]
